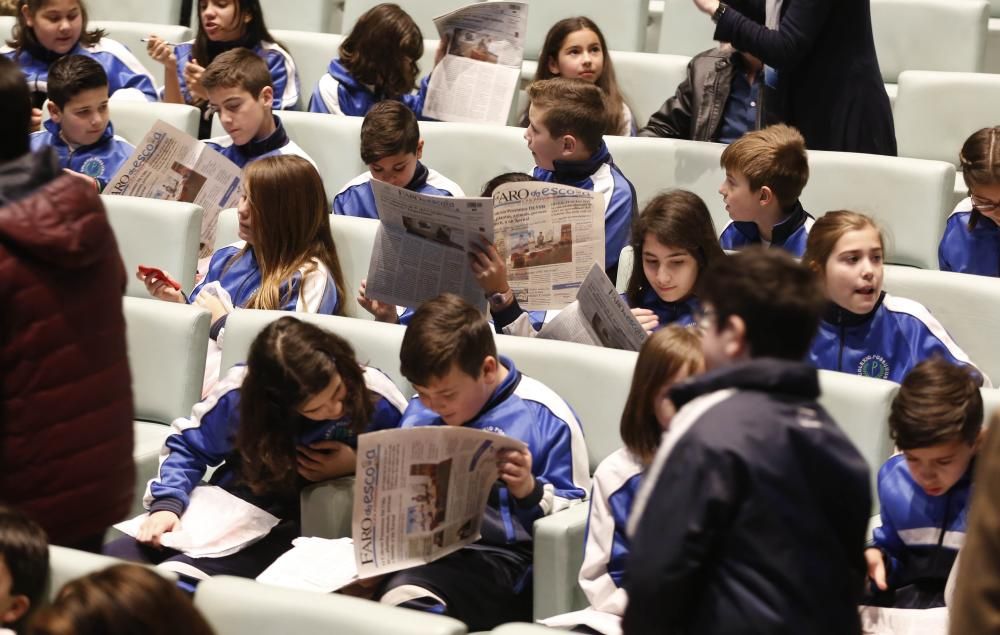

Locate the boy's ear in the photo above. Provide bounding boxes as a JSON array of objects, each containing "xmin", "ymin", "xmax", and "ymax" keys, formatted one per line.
[
  {"xmin": 259, "ymin": 85, "xmax": 274, "ymax": 107},
  {"xmin": 415, "ymin": 138, "xmax": 424, "ymax": 160},
  {"xmin": 480, "ymin": 355, "xmax": 499, "ymax": 383},
  {"xmin": 1, "ymin": 594, "xmax": 30, "ymax": 625},
  {"xmin": 560, "ymin": 134, "xmax": 577, "ymax": 156},
  {"xmin": 46, "ymin": 100, "xmax": 60, "ymax": 123},
  {"xmin": 758, "ymin": 185, "xmax": 775, "ymax": 206},
  {"xmin": 721, "ymin": 314, "xmax": 749, "ymax": 360}
]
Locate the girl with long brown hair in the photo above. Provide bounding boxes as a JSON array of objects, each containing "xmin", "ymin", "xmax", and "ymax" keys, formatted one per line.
[
  {"xmin": 520, "ymin": 17, "xmax": 635, "ymax": 136},
  {"xmin": 102, "ymin": 316, "xmax": 408, "ymax": 579},
  {"xmin": 138, "ymin": 154, "xmax": 347, "ymax": 392},
  {"xmin": 939, "ymin": 126, "xmax": 1000, "ymax": 277}
]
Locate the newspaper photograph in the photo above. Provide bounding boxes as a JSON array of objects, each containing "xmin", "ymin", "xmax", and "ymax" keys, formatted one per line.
[
  {"xmin": 424, "ymin": 2, "xmax": 528, "ymax": 125},
  {"xmin": 493, "ymin": 181, "xmax": 606, "ymax": 311},
  {"xmin": 364, "ymin": 179, "xmax": 493, "ymax": 311},
  {"xmin": 104, "ymin": 120, "xmax": 243, "ymax": 253},
  {"xmin": 537, "ymin": 263, "xmax": 647, "ymax": 351},
  {"xmin": 353, "ymin": 426, "xmax": 526, "ymax": 578}
]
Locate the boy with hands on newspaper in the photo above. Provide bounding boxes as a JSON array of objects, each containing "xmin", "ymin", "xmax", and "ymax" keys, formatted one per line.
[{"xmin": 376, "ymin": 293, "xmax": 591, "ymax": 630}]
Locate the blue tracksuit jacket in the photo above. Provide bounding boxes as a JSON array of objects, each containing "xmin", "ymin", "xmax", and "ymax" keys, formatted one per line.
[
  {"xmin": 29, "ymin": 119, "xmax": 134, "ymax": 191},
  {"xmin": 3, "ymin": 38, "xmax": 157, "ymax": 101},
  {"xmin": 807, "ymin": 292, "xmax": 987, "ymax": 385},
  {"xmin": 171, "ymin": 39, "xmax": 300, "ymax": 110},
  {"xmin": 333, "ymin": 162, "xmax": 464, "ymax": 218},
  {"xmin": 145, "ymin": 364, "xmax": 407, "ymax": 518},
  {"xmin": 872, "ymin": 453, "xmax": 973, "ymax": 589},
  {"xmin": 204, "ymin": 115, "xmax": 314, "ymax": 169},
  {"xmin": 719, "ymin": 201, "xmax": 814, "ymax": 257},
  {"xmin": 938, "ymin": 199, "xmax": 1000, "ymax": 277},
  {"xmin": 308, "ymin": 57, "xmax": 430, "ymax": 117},
  {"xmin": 532, "ymin": 142, "xmax": 637, "ymax": 278}
]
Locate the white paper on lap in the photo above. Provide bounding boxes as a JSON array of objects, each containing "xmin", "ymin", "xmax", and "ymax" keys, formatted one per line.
[
  {"xmin": 859, "ymin": 606, "xmax": 949, "ymax": 635},
  {"xmin": 256, "ymin": 537, "xmax": 359, "ymax": 592}
]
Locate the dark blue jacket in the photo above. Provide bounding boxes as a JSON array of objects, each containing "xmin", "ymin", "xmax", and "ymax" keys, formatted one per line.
[
  {"xmin": 30, "ymin": 119, "xmax": 134, "ymax": 191},
  {"xmin": 938, "ymin": 201, "xmax": 1000, "ymax": 277},
  {"xmin": 205, "ymin": 115, "xmax": 314, "ymax": 169},
  {"xmin": 808, "ymin": 292, "xmax": 986, "ymax": 385},
  {"xmin": 624, "ymin": 358, "xmax": 871, "ymax": 635},
  {"xmin": 719, "ymin": 200, "xmax": 813, "ymax": 257},
  {"xmin": 308, "ymin": 58, "xmax": 430, "ymax": 117},
  {"xmin": 333, "ymin": 162, "xmax": 463, "ymax": 218}
]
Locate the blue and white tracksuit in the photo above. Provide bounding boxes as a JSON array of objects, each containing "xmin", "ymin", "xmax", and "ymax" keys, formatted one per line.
[
  {"xmin": 333, "ymin": 162, "xmax": 464, "ymax": 218},
  {"xmin": 938, "ymin": 198, "xmax": 1000, "ymax": 277},
  {"xmin": 308, "ymin": 58, "xmax": 430, "ymax": 117},
  {"xmin": 871, "ymin": 453, "xmax": 972, "ymax": 590},
  {"xmin": 808, "ymin": 292, "xmax": 989, "ymax": 386},
  {"xmin": 29, "ymin": 119, "xmax": 134, "ymax": 191},
  {"xmin": 532, "ymin": 142, "xmax": 637, "ymax": 279},
  {"xmin": 145, "ymin": 363, "xmax": 407, "ymax": 519},
  {"xmin": 719, "ymin": 201, "xmax": 814, "ymax": 257},
  {"xmin": 2, "ymin": 38, "xmax": 157, "ymax": 102},
  {"xmin": 578, "ymin": 448, "xmax": 644, "ymax": 620},
  {"xmin": 205, "ymin": 115, "xmax": 314, "ymax": 169},
  {"xmin": 171, "ymin": 40, "xmax": 300, "ymax": 110},
  {"xmin": 379, "ymin": 356, "xmax": 591, "ymax": 627},
  {"xmin": 191, "ymin": 241, "xmax": 341, "ymax": 341}
]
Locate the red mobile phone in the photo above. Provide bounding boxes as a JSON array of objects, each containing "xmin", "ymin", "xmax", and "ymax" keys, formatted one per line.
[{"xmin": 137, "ymin": 265, "xmax": 182, "ymax": 290}]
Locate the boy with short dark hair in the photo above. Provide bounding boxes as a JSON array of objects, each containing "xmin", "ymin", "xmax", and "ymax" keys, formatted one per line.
[
  {"xmin": 866, "ymin": 357, "xmax": 983, "ymax": 608},
  {"xmin": 376, "ymin": 293, "xmax": 590, "ymax": 630},
  {"xmin": 29, "ymin": 54, "xmax": 134, "ymax": 191},
  {"xmin": 201, "ymin": 48, "xmax": 314, "ymax": 169},
  {"xmin": 525, "ymin": 77, "xmax": 637, "ymax": 280},
  {"xmin": 624, "ymin": 248, "xmax": 871, "ymax": 635},
  {"xmin": 334, "ymin": 100, "xmax": 463, "ymax": 218},
  {"xmin": 0, "ymin": 506, "xmax": 49, "ymax": 633},
  {"xmin": 718, "ymin": 123, "xmax": 813, "ymax": 256}
]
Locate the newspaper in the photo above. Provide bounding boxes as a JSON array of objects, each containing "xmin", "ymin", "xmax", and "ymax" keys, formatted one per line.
[
  {"xmin": 256, "ymin": 537, "xmax": 358, "ymax": 593},
  {"xmin": 352, "ymin": 426, "xmax": 526, "ymax": 578},
  {"xmin": 364, "ymin": 180, "xmax": 605, "ymax": 313},
  {"xmin": 423, "ymin": 2, "xmax": 528, "ymax": 125},
  {"xmin": 537, "ymin": 263, "xmax": 647, "ymax": 351},
  {"xmin": 104, "ymin": 120, "xmax": 243, "ymax": 254}
]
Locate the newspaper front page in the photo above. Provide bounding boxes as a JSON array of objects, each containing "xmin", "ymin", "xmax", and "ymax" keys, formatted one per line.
[
  {"xmin": 353, "ymin": 426, "xmax": 526, "ymax": 578},
  {"xmin": 424, "ymin": 2, "xmax": 528, "ymax": 124},
  {"xmin": 365, "ymin": 178, "xmax": 493, "ymax": 311},
  {"xmin": 493, "ymin": 181, "xmax": 605, "ymax": 311},
  {"xmin": 538, "ymin": 263, "xmax": 647, "ymax": 351},
  {"xmin": 364, "ymin": 180, "xmax": 605, "ymax": 313},
  {"xmin": 104, "ymin": 120, "xmax": 243, "ymax": 253}
]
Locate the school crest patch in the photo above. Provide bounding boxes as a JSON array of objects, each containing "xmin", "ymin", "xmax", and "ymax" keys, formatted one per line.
[
  {"xmin": 857, "ymin": 354, "xmax": 890, "ymax": 379},
  {"xmin": 79, "ymin": 157, "xmax": 106, "ymax": 180}
]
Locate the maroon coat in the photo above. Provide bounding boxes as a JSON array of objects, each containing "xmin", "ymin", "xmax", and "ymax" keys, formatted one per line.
[{"xmin": 0, "ymin": 150, "xmax": 133, "ymax": 546}]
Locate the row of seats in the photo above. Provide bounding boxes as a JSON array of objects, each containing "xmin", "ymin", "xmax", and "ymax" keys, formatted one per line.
[{"xmin": 119, "ymin": 294, "xmax": 1000, "ymax": 618}]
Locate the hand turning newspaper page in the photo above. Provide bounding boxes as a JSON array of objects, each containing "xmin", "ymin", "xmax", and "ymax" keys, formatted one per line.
[
  {"xmin": 104, "ymin": 120, "xmax": 243, "ymax": 254},
  {"xmin": 352, "ymin": 426, "xmax": 526, "ymax": 578},
  {"xmin": 423, "ymin": 1, "xmax": 528, "ymax": 125},
  {"xmin": 364, "ymin": 179, "xmax": 605, "ymax": 313},
  {"xmin": 536, "ymin": 262, "xmax": 648, "ymax": 352}
]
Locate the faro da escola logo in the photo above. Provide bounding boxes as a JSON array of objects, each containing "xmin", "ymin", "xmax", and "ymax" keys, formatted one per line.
[{"xmin": 857, "ymin": 354, "xmax": 890, "ymax": 379}]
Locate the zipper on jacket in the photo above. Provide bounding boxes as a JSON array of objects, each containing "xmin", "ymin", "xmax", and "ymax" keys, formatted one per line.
[{"xmin": 836, "ymin": 310, "xmax": 846, "ymax": 372}]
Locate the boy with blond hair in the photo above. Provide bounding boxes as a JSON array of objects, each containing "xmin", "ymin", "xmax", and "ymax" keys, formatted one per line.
[
  {"xmin": 718, "ymin": 124, "xmax": 813, "ymax": 256},
  {"xmin": 376, "ymin": 294, "xmax": 590, "ymax": 630},
  {"xmin": 201, "ymin": 48, "xmax": 314, "ymax": 169},
  {"xmin": 525, "ymin": 77, "xmax": 637, "ymax": 280}
]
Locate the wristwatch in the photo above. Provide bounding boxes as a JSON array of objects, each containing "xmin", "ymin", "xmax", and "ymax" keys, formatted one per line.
[
  {"xmin": 488, "ymin": 287, "xmax": 515, "ymax": 311},
  {"xmin": 711, "ymin": 2, "xmax": 728, "ymax": 22}
]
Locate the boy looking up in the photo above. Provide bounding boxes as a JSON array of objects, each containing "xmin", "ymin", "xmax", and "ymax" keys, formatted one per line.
[
  {"xmin": 0, "ymin": 506, "xmax": 48, "ymax": 634},
  {"xmin": 866, "ymin": 357, "xmax": 983, "ymax": 608},
  {"xmin": 201, "ymin": 48, "xmax": 314, "ymax": 169},
  {"xmin": 29, "ymin": 54, "xmax": 133, "ymax": 191},
  {"xmin": 718, "ymin": 124, "xmax": 813, "ymax": 256},
  {"xmin": 525, "ymin": 77, "xmax": 637, "ymax": 280},
  {"xmin": 376, "ymin": 293, "xmax": 590, "ymax": 631},
  {"xmin": 334, "ymin": 99, "xmax": 463, "ymax": 218},
  {"xmin": 624, "ymin": 248, "xmax": 871, "ymax": 635}
]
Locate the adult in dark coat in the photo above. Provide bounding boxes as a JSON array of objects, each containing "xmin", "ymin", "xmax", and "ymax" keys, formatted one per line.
[
  {"xmin": 0, "ymin": 56, "xmax": 133, "ymax": 551},
  {"xmin": 691, "ymin": 0, "xmax": 897, "ymax": 155}
]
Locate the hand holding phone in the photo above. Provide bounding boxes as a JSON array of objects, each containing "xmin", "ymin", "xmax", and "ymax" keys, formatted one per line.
[{"xmin": 137, "ymin": 265, "xmax": 182, "ymax": 290}]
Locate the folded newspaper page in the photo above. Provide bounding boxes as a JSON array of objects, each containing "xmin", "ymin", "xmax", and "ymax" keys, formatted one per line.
[
  {"xmin": 256, "ymin": 537, "xmax": 358, "ymax": 593},
  {"xmin": 364, "ymin": 180, "xmax": 605, "ymax": 313},
  {"xmin": 537, "ymin": 263, "xmax": 647, "ymax": 351},
  {"xmin": 104, "ymin": 120, "xmax": 243, "ymax": 254},
  {"xmin": 353, "ymin": 426, "xmax": 526, "ymax": 578},
  {"xmin": 424, "ymin": 2, "xmax": 528, "ymax": 125}
]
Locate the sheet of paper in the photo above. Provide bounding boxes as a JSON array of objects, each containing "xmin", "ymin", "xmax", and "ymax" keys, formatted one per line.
[
  {"xmin": 113, "ymin": 485, "xmax": 280, "ymax": 558},
  {"xmin": 256, "ymin": 537, "xmax": 359, "ymax": 593},
  {"xmin": 859, "ymin": 606, "xmax": 948, "ymax": 635},
  {"xmin": 539, "ymin": 607, "xmax": 623, "ymax": 635}
]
